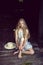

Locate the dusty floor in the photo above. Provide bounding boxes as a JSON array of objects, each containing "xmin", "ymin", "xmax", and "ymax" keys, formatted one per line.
[
  {"xmin": 0, "ymin": 43, "xmax": 43, "ymax": 65},
  {"xmin": 0, "ymin": 44, "xmax": 43, "ymax": 65}
]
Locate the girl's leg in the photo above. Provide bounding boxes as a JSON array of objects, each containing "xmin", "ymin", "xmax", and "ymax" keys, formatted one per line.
[
  {"xmin": 22, "ymin": 48, "xmax": 34, "ymax": 55},
  {"xmin": 13, "ymin": 49, "xmax": 22, "ymax": 58},
  {"xmin": 18, "ymin": 38, "xmax": 24, "ymax": 58},
  {"xmin": 18, "ymin": 48, "xmax": 34, "ymax": 58},
  {"xmin": 13, "ymin": 50, "xmax": 19, "ymax": 55},
  {"xmin": 22, "ymin": 41, "xmax": 34, "ymax": 55},
  {"xmin": 18, "ymin": 50, "xmax": 22, "ymax": 58}
]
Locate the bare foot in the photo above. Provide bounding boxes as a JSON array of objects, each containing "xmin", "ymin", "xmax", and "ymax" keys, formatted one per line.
[
  {"xmin": 13, "ymin": 51, "xmax": 19, "ymax": 55},
  {"xmin": 18, "ymin": 55, "xmax": 22, "ymax": 58}
]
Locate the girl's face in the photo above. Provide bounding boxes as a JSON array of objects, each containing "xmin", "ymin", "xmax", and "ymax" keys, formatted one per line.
[{"xmin": 19, "ymin": 20, "xmax": 25, "ymax": 28}]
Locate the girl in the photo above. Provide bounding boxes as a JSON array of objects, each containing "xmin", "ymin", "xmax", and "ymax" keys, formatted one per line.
[{"xmin": 13, "ymin": 18, "xmax": 34, "ymax": 58}]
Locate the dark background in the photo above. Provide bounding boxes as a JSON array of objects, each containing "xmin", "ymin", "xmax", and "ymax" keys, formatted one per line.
[{"xmin": 0, "ymin": 0, "xmax": 43, "ymax": 49}]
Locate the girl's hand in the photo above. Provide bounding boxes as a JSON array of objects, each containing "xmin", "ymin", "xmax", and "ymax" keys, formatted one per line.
[{"xmin": 19, "ymin": 46, "xmax": 23, "ymax": 50}]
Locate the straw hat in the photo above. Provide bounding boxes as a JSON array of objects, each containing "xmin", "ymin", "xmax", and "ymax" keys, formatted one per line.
[{"xmin": 4, "ymin": 42, "xmax": 16, "ymax": 49}]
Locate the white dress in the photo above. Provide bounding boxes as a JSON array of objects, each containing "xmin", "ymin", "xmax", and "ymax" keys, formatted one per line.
[{"xmin": 18, "ymin": 29, "xmax": 32, "ymax": 51}]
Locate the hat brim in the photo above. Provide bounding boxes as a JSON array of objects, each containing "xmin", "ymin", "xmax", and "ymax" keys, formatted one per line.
[{"xmin": 4, "ymin": 42, "xmax": 16, "ymax": 49}]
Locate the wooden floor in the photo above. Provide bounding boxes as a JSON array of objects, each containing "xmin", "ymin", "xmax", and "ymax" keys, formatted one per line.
[{"xmin": 0, "ymin": 47, "xmax": 43, "ymax": 65}]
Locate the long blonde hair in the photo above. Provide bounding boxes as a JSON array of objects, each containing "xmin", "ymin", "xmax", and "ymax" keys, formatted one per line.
[
  {"xmin": 16, "ymin": 18, "xmax": 29, "ymax": 38},
  {"xmin": 16, "ymin": 18, "xmax": 28, "ymax": 29}
]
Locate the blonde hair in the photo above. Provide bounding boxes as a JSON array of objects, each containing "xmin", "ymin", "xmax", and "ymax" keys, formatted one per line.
[
  {"xmin": 15, "ymin": 18, "xmax": 29, "ymax": 38},
  {"xmin": 16, "ymin": 18, "xmax": 28, "ymax": 29}
]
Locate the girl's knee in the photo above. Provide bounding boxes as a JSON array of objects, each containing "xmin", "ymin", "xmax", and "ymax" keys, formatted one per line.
[
  {"xmin": 30, "ymin": 50, "xmax": 35, "ymax": 55},
  {"xmin": 21, "ymin": 38, "xmax": 24, "ymax": 42}
]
